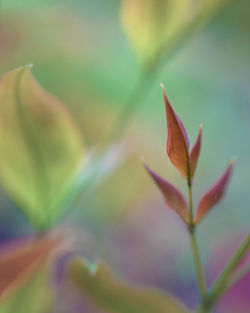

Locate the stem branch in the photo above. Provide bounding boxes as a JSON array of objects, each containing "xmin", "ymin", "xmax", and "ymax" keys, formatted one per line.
[
  {"xmin": 207, "ymin": 233, "xmax": 250, "ymax": 305},
  {"xmin": 196, "ymin": 233, "xmax": 250, "ymax": 313}
]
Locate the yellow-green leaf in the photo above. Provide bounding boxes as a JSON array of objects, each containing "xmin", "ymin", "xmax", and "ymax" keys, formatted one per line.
[
  {"xmin": 67, "ymin": 258, "xmax": 190, "ymax": 313},
  {"xmin": 121, "ymin": 0, "xmax": 235, "ymax": 68},
  {"xmin": 121, "ymin": 0, "xmax": 198, "ymax": 67},
  {"xmin": 0, "ymin": 65, "xmax": 84, "ymax": 229},
  {"xmin": 202, "ymin": 0, "xmax": 234, "ymax": 15}
]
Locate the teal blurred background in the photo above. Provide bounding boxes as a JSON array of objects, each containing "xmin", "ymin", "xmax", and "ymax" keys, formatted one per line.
[{"xmin": 0, "ymin": 0, "xmax": 249, "ymax": 312}]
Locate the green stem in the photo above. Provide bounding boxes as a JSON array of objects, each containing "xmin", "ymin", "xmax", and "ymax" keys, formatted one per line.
[
  {"xmin": 196, "ymin": 233, "xmax": 250, "ymax": 313},
  {"xmin": 189, "ymin": 228, "xmax": 207, "ymax": 299},
  {"xmin": 188, "ymin": 183, "xmax": 207, "ymax": 300},
  {"xmin": 207, "ymin": 233, "xmax": 250, "ymax": 306},
  {"xmin": 100, "ymin": 67, "xmax": 158, "ymax": 150},
  {"xmin": 229, "ymin": 255, "xmax": 250, "ymax": 288},
  {"xmin": 188, "ymin": 183, "xmax": 194, "ymax": 225},
  {"xmin": 196, "ymin": 306, "xmax": 210, "ymax": 313}
]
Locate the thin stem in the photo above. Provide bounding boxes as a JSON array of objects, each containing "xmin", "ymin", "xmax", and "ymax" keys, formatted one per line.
[
  {"xmin": 187, "ymin": 183, "xmax": 207, "ymax": 300},
  {"xmin": 207, "ymin": 233, "xmax": 250, "ymax": 306},
  {"xmin": 229, "ymin": 257, "xmax": 250, "ymax": 288},
  {"xmin": 196, "ymin": 233, "xmax": 250, "ymax": 313},
  {"xmin": 101, "ymin": 69, "xmax": 156, "ymax": 148},
  {"xmin": 196, "ymin": 306, "xmax": 211, "ymax": 313},
  {"xmin": 189, "ymin": 228, "xmax": 207, "ymax": 299},
  {"xmin": 188, "ymin": 183, "xmax": 194, "ymax": 225}
]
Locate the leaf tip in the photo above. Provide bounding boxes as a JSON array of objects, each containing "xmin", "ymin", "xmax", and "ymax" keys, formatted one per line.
[
  {"xmin": 230, "ymin": 157, "xmax": 237, "ymax": 165},
  {"xmin": 160, "ymin": 83, "xmax": 168, "ymax": 103},
  {"xmin": 160, "ymin": 82, "xmax": 165, "ymax": 90},
  {"xmin": 87, "ymin": 262, "xmax": 98, "ymax": 276}
]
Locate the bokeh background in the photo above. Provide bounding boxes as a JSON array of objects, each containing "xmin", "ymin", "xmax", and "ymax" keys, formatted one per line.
[{"xmin": 0, "ymin": 0, "xmax": 249, "ymax": 312}]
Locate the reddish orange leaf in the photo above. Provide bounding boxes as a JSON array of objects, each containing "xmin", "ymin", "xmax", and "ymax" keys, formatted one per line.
[
  {"xmin": 144, "ymin": 164, "xmax": 189, "ymax": 223},
  {"xmin": 0, "ymin": 233, "xmax": 62, "ymax": 302},
  {"xmin": 195, "ymin": 161, "xmax": 234, "ymax": 224},
  {"xmin": 161, "ymin": 84, "xmax": 190, "ymax": 179},
  {"xmin": 189, "ymin": 125, "xmax": 202, "ymax": 180}
]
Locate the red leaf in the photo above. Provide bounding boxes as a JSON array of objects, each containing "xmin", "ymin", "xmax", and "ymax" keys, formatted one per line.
[
  {"xmin": 161, "ymin": 84, "xmax": 190, "ymax": 179},
  {"xmin": 144, "ymin": 164, "xmax": 189, "ymax": 223},
  {"xmin": 0, "ymin": 233, "xmax": 62, "ymax": 302},
  {"xmin": 189, "ymin": 125, "xmax": 202, "ymax": 180},
  {"xmin": 195, "ymin": 161, "xmax": 234, "ymax": 224}
]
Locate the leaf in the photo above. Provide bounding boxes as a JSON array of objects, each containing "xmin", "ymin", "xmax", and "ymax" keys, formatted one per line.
[
  {"xmin": 161, "ymin": 84, "xmax": 190, "ymax": 179},
  {"xmin": 67, "ymin": 258, "xmax": 190, "ymax": 313},
  {"xmin": 144, "ymin": 164, "xmax": 189, "ymax": 223},
  {"xmin": 0, "ymin": 265, "xmax": 53, "ymax": 313},
  {"xmin": 121, "ymin": 0, "xmax": 236, "ymax": 68},
  {"xmin": 189, "ymin": 125, "xmax": 202, "ymax": 180},
  {"xmin": 201, "ymin": 0, "xmax": 235, "ymax": 16},
  {"xmin": 0, "ymin": 233, "xmax": 61, "ymax": 302},
  {"xmin": 121, "ymin": 0, "xmax": 198, "ymax": 68},
  {"xmin": 195, "ymin": 161, "xmax": 234, "ymax": 224},
  {"xmin": 0, "ymin": 65, "xmax": 84, "ymax": 229}
]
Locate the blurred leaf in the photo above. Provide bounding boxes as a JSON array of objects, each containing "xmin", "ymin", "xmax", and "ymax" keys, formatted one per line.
[
  {"xmin": 189, "ymin": 125, "xmax": 202, "ymax": 180},
  {"xmin": 67, "ymin": 258, "xmax": 190, "ymax": 313},
  {"xmin": 0, "ymin": 65, "xmax": 84, "ymax": 229},
  {"xmin": 202, "ymin": 0, "xmax": 234, "ymax": 16},
  {"xmin": 121, "ymin": 0, "xmax": 197, "ymax": 68},
  {"xmin": 59, "ymin": 144, "xmax": 124, "ymax": 220},
  {"xmin": 162, "ymin": 84, "xmax": 190, "ymax": 179},
  {"xmin": 0, "ymin": 233, "xmax": 61, "ymax": 303},
  {"xmin": 144, "ymin": 164, "xmax": 189, "ymax": 223},
  {"xmin": 79, "ymin": 154, "xmax": 152, "ymax": 226},
  {"xmin": 195, "ymin": 161, "xmax": 234, "ymax": 224},
  {"xmin": 121, "ymin": 0, "xmax": 236, "ymax": 68},
  {"xmin": 0, "ymin": 265, "xmax": 53, "ymax": 313}
]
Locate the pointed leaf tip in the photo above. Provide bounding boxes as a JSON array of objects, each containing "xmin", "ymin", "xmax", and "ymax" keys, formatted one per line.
[
  {"xmin": 189, "ymin": 124, "xmax": 202, "ymax": 180},
  {"xmin": 195, "ymin": 161, "xmax": 234, "ymax": 224},
  {"xmin": 144, "ymin": 163, "xmax": 189, "ymax": 223},
  {"xmin": 161, "ymin": 85, "xmax": 189, "ymax": 179}
]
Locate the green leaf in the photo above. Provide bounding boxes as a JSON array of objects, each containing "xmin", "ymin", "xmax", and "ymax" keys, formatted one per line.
[
  {"xmin": 121, "ymin": 0, "xmax": 198, "ymax": 68},
  {"xmin": 121, "ymin": 0, "xmax": 235, "ymax": 68},
  {"xmin": 0, "ymin": 65, "xmax": 84, "ymax": 229},
  {"xmin": 67, "ymin": 258, "xmax": 190, "ymax": 313}
]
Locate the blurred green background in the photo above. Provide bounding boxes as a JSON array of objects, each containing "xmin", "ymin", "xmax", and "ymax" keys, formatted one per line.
[{"xmin": 0, "ymin": 0, "xmax": 249, "ymax": 312}]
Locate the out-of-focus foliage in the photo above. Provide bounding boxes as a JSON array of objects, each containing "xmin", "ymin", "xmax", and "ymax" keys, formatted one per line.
[
  {"xmin": 0, "ymin": 265, "xmax": 53, "ymax": 313},
  {"xmin": 121, "ymin": 0, "xmax": 235, "ymax": 68},
  {"xmin": 0, "ymin": 233, "xmax": 62, "ymax": 304},
  {"xmin": 0, "ymin": 66, "xmax": 84, "ymax": 229},
  {"xmin": 67, "ymin": 257, "xmax": 190, "ymax": 313},
  {"xmin": 121, "ymin": 0, "xmax": 196, "ymax": 68}
]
